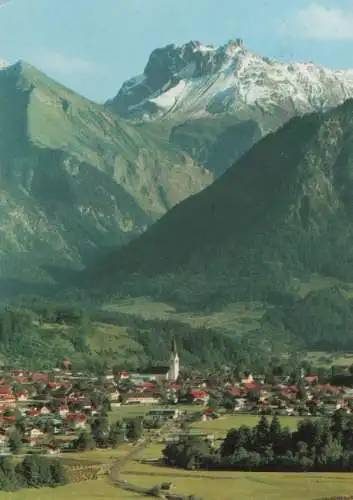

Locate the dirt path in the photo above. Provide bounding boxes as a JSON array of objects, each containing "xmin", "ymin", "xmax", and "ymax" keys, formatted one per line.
[{"xmin": 107, "ymin": 420, "xmax": 188, "ymax": 498}]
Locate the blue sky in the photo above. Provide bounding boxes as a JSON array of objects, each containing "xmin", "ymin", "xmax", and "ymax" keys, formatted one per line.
[{"xmin": 0, "ymin": 0, "xmax": 353, "ymax": 102}]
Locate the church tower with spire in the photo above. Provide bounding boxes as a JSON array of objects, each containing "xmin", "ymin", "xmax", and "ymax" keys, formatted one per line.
[{"xmin": 168, "ymin": 336, "xmax": 180, "ymax": 382}]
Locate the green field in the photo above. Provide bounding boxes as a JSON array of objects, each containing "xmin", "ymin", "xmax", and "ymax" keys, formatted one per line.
[
  {"xmin": 0, "ymin": 481, "xmax": 138, "ymax": 499},
  {"xmin": 1, "ymin": 471, "xmax": 352, "ymax": 500},
  {"xmin": 190, "ymin": 414, "xmax": 305, "ymax": 436},
  {"xmin": 122, "ymin": 466, "xmax": 353, "ymax": 500},
  {"xmin": 103, "ymin": 296, "xmax": 265, "ymax": 334},
  {"xmin": 306, "ymin": 350, "xmax": 353, "ymax": 367},
  {"xmin": 0, "ymin": 413, "xmax": 349, "ymax": 500},
  {"xmin": 102, "ymin": 274, "xmax": 353, "ymax": 336}
]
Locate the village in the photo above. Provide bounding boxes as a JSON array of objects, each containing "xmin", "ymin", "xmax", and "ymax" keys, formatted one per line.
[{"xmin": 0, "ymin": 338, "xmax": 350, "ymax": 457}]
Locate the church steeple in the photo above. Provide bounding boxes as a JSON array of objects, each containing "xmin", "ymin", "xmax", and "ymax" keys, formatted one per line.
[
  {"xmin": 172, "ymin": 336, "xmax": 177, "ymax": 356},
  {"xmin": 168, "ymin": 336, "xmax": 179, "ymax": 382}
]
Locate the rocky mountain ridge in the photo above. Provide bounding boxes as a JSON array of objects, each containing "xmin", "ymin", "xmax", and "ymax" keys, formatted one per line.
[{"xmin": 107, "ymin": 39, "xmax": 353, "ymax": 121}]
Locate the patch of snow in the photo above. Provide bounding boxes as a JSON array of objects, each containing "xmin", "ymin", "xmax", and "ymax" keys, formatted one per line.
[
  {"xmin": 115, "ymin": 40, "xmax": 353, "ymax": 119},
  {"xmin": 150, "ymin": 80, "xmax": 187, "ymax": 109},
  {"xmin": 196, "ymin": 44, "xmax": 216, "ymax": 53}
]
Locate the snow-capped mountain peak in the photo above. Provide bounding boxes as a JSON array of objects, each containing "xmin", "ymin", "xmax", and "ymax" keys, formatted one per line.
[{"xmin": 107, "ymin": 40, "xmax": 353, "ymax": 121}]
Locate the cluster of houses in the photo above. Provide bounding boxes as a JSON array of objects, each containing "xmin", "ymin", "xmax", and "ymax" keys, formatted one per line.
[
  {"xmin": 219, "ymin": 373, "xmax": 353, "ymax": 417},
  {"xmin": 0, "ymin": 366, "xmax": 113, "ymax": 453},
  {"xmin": 113, "ymin": 341, "xmax": 353, "ymax": 417},
  {"xmin": 117, "ymin": 370, "xmax": 353, "ymax": 418},
  {"xmin": 0, "ymin": 339, "xmax": 351, "ymax": 454}
]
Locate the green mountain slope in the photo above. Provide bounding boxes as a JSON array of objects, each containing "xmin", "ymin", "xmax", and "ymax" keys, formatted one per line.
[
  {"xmin": 0, "ymin": 62, "xmax": 211, "ymax": 284},
  {"xmin": 84, "ymin": 98, "xmax": 353, "ymax": 307},
  {"xmin": 136, "ymin": 112, "xmax": 264, "ymax": 178}
]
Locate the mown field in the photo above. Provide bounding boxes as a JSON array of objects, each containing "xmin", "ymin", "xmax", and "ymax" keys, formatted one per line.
[
  {"xmin": 1, "ymin": 470, "xmax": 353, "ymax": 500},
  {"xmin": 0, "ymin": 481, "xmax": 138, "ymax": 499},
  {"xmin": 122, "ymin": 466, "xmax": 353, "ymax": 500},
  {"xmin": 190, "ymin": 414, "xmax": 306, "ymax": 436}
]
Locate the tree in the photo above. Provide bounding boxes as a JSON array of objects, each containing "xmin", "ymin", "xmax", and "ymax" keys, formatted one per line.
[
  {"xmin": 17, "ymin": 455, "xmax": 51, "ymax": 487},
  {"xmin": 255, "ymin": 415, "xmax": 270, "ymax": 451},
  {"xmin": 125, "ymin": 417, "xmax": 143, "ymax": 442},
  {"xmin": 109, "ymin": 421, "xmax": 126, "ymax": 448},
  {"xmin": 8, "ymin": 429, "xmax": 23, "ymax": 455},
  {"xmin": 318, "ymin": 436, "xmax": 343, "ymax": 471},
  {"xmin": 48, "ymin": 459, "xmax": 68, "ymax": 486},
  {"xmin": 269, "ymin": 415, "xmax": 282, "ymax": 453},
  {"xmin": 91, "ymin": 391, "xmax": 111, "ymax": 412},
  {"xmin": 91, "ymin": 415, "xmax": 109, "ymax": 447},
  {"xmin": 163, "ymin": 435, "xmax": 212, "ymax": 469},
  {"xmin": 74, "ymin": 431, "xmax": 95, "ymax": 451},
  {"xmin": 0, "ymin": 456, "xmax": 20, "ymax": 491},
  {"xmin": 297, "ymin": 378, "xmax": 307, "ymax": 402},
  {"xmin": 331, "ymin": 409, "xmax": 346, "ymax": 440}
]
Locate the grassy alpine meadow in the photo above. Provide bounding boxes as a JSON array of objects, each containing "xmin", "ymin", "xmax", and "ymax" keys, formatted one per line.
[{"xmin": 102, "ymin": 296, "xmax": 265, "ymax": 334}]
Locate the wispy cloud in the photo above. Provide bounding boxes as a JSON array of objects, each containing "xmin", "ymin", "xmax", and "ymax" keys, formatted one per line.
[
  {"xmin": 27, "ymin": 49, "xmax": 103, "ymax": 75},
  {"xmin": 278, "ymin": 3, "xmax": 353, "ymax": 40}
]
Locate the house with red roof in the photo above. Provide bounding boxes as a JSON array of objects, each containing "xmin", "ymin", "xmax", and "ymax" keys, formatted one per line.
[
  {"xmin": 28, "ymin": 408, "xmax": 40, "ymax": 417},
  {"xmin": 15, "ymin": 391, "xmax": 29, "ymax": 401},
  {"xmin": 65, "ymin": 413, "xmax": 87, "ymax": 430},
  {"xmin": 0, "ymin": 387, "xmax": 12, "ymax": 398},
  {"xmin": 190, "ymin": 390, "xmax": 209, "ymax": 405},
  {"xmin": 225, "ymin": 387, "xmax": 242, "ymax": 398},
  {"xmin": 31, "ymin": 373, "xmax": 49, "ymax": 384},
  {"xmin": 305, "ymin": 376, "xmax": 319, "ymax": 385},
  {"xmin": 47, "ymin": 382, "xmax": 64, "ymax": 390},
  {"xmin": 39, "ymin": 406, "xmax": 51, "ymax": 415}
]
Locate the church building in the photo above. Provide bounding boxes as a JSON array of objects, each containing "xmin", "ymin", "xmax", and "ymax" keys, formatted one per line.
[{"xmin": 132, "ymin": 337, "xmax": 180, "ymax": 382}]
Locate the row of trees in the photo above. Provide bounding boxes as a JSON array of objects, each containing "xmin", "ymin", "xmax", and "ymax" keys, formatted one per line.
[
  {"xmin": 0, "ymin": 454, "xmax": 67, "ymax": 491},
  {"xmin": 163, "ymin": 412, "xmax": 353, "ymax": 472},
  {"xmin": 74, "ymin": 415, "xmax": 144, "ymax": 451}
]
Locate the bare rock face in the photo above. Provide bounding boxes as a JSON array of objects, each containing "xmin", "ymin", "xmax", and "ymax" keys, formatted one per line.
[{"xmin": 107, "ymin": 40, "xmax": 353, "ymax": 120}]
